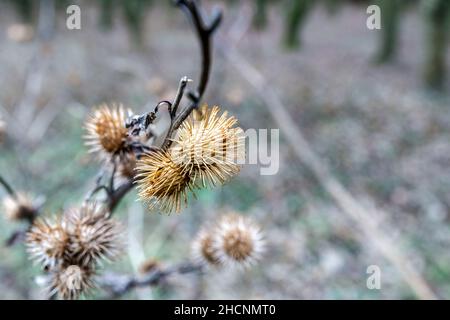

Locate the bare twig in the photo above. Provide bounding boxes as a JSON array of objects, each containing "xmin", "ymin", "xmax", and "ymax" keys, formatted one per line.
[
  {"xmin": 220, "ymin": 46, "xmax": 437, "ymax": 300},
  {"xmin": 170, "ymin": 76, "xmax": 192, "ymax": 119},
  {"xmin": 99, "ymin": 261, "xmax": 203, "ymax": 298},
  {"xmin": 161, "ymin": 0, "xmax": 222, "ymax": 150},
  {"xmin": 0, "ymin": 175, "xmax": 16, "ymax": 198}
]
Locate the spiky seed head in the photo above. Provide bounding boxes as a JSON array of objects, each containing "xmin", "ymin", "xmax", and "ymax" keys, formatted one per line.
[
  {"xmin": 26, "ymin": 218, "xmax": 70, "ymax": 270},
  {"xmin": 49, "ymin": 265, "xmax": 96, "ymax": 300},
  {"xmin": 135, "ymin": 150, "xmax": 195, "ymax": 214},
  {"xmin": 171, "ymin": 105, "xmax": 245, "ymax": 188},
  {"xmin": 213, "ymin": 214, "xmax": 264, "ymax": 268},
  {"xmin": 191, "ymin": 227, "xmax": 221, "ymax": 266},
  {"xmin": 2, "ymin": 193, "xmax": 37, "ymax": 221},
  {"xmin": 84, "ymin": 103, "xmax": 130, "ymax": 158},
  {"xmin": 65, "ymin": 203, "xmax": 124, "ymax": 267}
]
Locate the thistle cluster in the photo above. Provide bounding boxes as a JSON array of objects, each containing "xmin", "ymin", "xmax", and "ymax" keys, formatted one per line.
[
  {"xmin": 26, "ymin": 202, "xmax": 124, "ymax": 300},
  {"xmin": 136, "ymin": 105, "xmax": 245, "ymax": 213},
  {"xmin": 191, "ymin": 213, "xmax": 265, "ymax": 268}
]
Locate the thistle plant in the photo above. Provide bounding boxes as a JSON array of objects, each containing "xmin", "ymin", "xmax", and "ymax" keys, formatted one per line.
[{"xmin": 0, "ymin": 0, "xmax": 265, "ymax": 300}]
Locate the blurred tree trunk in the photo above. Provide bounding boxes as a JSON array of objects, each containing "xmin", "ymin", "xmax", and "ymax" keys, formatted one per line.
[
  {"xmin": 100, "ymin": 0, "xmax": 115, "ymax": 30},
  {"xmin": 324, "ymin": 0, "xmax": 340, "ymax": 15},
  {"xmin": 422, "ymin": 0, "xmax": 450, "ymax": 90},
  {"xmin": 123, "ymin": 0, "xmax": 151, "ymax": 46},
  {"xmin": 12, "ymin": 0, "xmax": 34, "ymax": 23},
  {"xmin": 375, "ymin": 0, "xmax": 401, "ymax": 63},
  {"xmin": 253, "ymin": 0, "xmax": 268, "ymax": 30},
  {"xmin": 283, "ymin": 0, "xmax": 312, "ymax": 49}
]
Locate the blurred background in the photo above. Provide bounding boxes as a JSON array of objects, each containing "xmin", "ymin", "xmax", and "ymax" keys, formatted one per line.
[{"xmin": 0, "ymin": 0, "xmax": 450, "ymax": 299}]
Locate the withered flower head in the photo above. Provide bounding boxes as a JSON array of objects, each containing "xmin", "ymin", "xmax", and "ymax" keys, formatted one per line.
[
  {"xmin": 135, "ymin": 150, "xmax": 195, "ymax": 214},
  {"xmin": 191, "ymin": 227, "xmax": 221, "ymax": 267},
  {"xmin": 84, "ymin": 103, "xmax": 130, "ymax": 158},
  {"xmin": 65, "ymin": 203, "xmax": 124, "ymax": 267},
  {"xmin": 49, "ymin": 265, "xmax": 95, "ymax": 300},
  {"xmin": 26, "ymin": 217, "xmax": 69, "ymax": 270},
  {"xmin": 213, "ymin": 213, "xmax": 264, "ymax": 268},
  {"xmin": 171, "ymin": 105, "xmax": 245, "ymax": 188},
  {"xmin": 2, "ymin": 193, "xmax": 37, "ymax": 222}
]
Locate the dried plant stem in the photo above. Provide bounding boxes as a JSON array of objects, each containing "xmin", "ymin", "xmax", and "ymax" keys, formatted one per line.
[
  {"xmin": 100, "ymin": 262, "xmax": 203, "ymax": 298},
  {"xmin": 0, "ymin": 175, "xmax": 16, "ymax": 198},
  {"xmin": 221, "ymin": 47, "xmax": 437, "ymax": 300},
  {"xmin": 161, "ymin": 0, "xmax": 222, "ymax": 150}
]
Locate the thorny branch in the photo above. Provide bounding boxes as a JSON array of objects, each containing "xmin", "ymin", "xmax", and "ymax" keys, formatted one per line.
[{"xmin": 100, "ymin": 261, "xmax": 203, "ymax": 299}]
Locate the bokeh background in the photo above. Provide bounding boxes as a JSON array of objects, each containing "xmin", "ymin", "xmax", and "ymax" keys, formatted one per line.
[{"xmin": 1, "ymin": 0, "xmax": 450, "ymax": 299}]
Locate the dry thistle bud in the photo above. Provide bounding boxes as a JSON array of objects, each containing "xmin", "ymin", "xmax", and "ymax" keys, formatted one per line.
[
  {"xmin": 49, "ymin": 265, "xmax": 96, "ymax": 300},
  {"xmin": 2, "ymin": 193, "xmax": 37, "ymax": 222},
  {"xmin": 26, "ymin": 217, "xmax": 70, "ymax": 270},
  {"xmin": 213, "ymin": 213, "xmax": 264, "ymax": 268},
  {"xmin": 191, "ymin": 227, "xmax": 221, "ymax": 267},
  {"xmin": 171, "ymin": 105, "xmax": 245, "ymax": 188},
  {"xmin": 84, "ymin": 103, "xmax": 130, "ymax": 159},
  {"xmin": 135, "ymin": 150, "xmax": 195, "ymax": 213},
  {"xmin": 65, "ymin": 203, "xmax": 124, "ymax": 268}
]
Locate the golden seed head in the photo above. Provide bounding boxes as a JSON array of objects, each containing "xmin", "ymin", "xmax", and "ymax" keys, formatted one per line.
[
  {"xmin": 49, "ymin": 265, "xmax": 95, "ymax": 300},
  {"xmin": 171, "ymin": 105, "xmax": 245, "ymax": 188},
  {"xmin": 84, "ymin": 103, "xmax": 130, "ymax": 158},
  {"xmin": 2, "ymin": 193, "xmax": 36, "ymax": 221},
  {"xmin": 65, "ymin": 203, "xmax": 124, "ymax": 267},
  {"xmin": 191, "ymin": 228, "xmax": 221, "ymax": 266},
  {"xmin": 26, "ymin": 217, "xmax": 70, "ymax": 270},
  {"xmin": 213, "ymin": 213, "xmax": 264, "ymax": 267},
  {"xmin": 135, "ymin": 150, "xmax": 195, "ymax": 214}
]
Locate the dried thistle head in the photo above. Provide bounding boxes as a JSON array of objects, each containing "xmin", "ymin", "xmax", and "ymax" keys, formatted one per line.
[
  {"xmin": 26, "ymin": 217, "xmax": 70, "ymax": 270},
  {"xmin": 84, "ymin": 103, "xmax": 130, "ymax": 158},
  {"xmin": 171, "ymin": 105, "xmax": 245, "ymax": 188},
  {"xmin": 213, "ymin": 213, "xmax": 264, "ymax": 267},
  {"xmin": 65, "ymin": 203, "xmax": 124, "ymax": 267},
  {"xmin": 2, "ymin": 193, "xmax": 37, "ymax": 222},
  {"xmin": 48, "ymin": 265, "xmax": 96, "ymax": 300},
  {"xmin": 135, "ymin": 150, "xmax": 195, "ymax": 213},
  {"xmin": 191, "ymin": 227, "xmax": 221, "ymax": 267}
]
